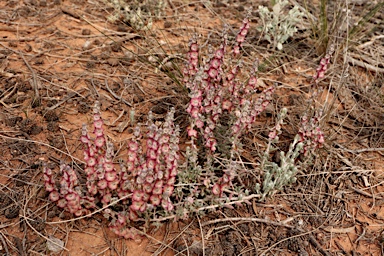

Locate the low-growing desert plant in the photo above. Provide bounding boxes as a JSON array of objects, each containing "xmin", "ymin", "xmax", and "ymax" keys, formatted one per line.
[
  {"xmin": 43, "ymin": 16, "xmax": 331, "ymax": 238},
  {"xmin": 104, "ymin": 0, "xmax": 166, "ymax": 30},
  {"xmin": 44, "ymin": 102, "xmax": 180, "ymax": 238},
  {"xmin": 257, "ymin": 0, "xmax": 304, "ymax": 50}
]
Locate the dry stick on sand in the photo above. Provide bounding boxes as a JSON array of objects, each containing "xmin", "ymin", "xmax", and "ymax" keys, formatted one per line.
[
  {"xmin": 21, "ymin": 195, "xmax": 133, "ymax": 252},
  {"xmin": 0, "ymin": 42, "xmax": 41, "ymax": 105},
  {"xmin": 152, "ymin": 194, "xmax": 261, "ymax": 222},
  {"xmin": 104, "ymin": 79, "xmax": 132, "ymax": 106},
  {"xmin": 151, "ymin": 222, "xmax": 196, "ymax": 255},
  {"xmin": 0, "ymin": 83, "xmax": 18, "ymax": 107},
  {"xmin": 203, "ymin": 217, "xmax": 330, "ymax": 256},
  {"xmin": 19, "ymin": 52, "xmax": 41, "ymax": 106},
  {"xmin": 0, "ymin": 134, "xmax": 83, "ymax": 164},
  {"xmin": 202, "ymin": 217, "xmax": 295, "ymax": 229},
  {"xmin": 0, "ymin": 232, "xmax": 9, "ymax": 255},
  {"xmin": 22, "ymin": 191, "xmax": 70, "ymax": 253},
  {"xmin": 0, "ymin": 42, "xmax": 42, "ymax": 106},
  {"xmin": 46, "ymin": 88, "xmax": 86, "ymax": 111},
  {"xmin": 264, "ymin": 229, "xmax": 331, "ymax": 256},
  {"xmin": 335, "ymin": 142, "xmax": 384, "ymax": 153},
  {"xmin": 43, "ymin": 194, "xmax": 131, "ymax": 225},
  {"xmin": 346, "ymin": 55, "xmax": 384, "ymax": 73}
]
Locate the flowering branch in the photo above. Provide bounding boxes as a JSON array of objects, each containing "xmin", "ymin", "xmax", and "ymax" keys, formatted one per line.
[
  {"xmin": 44, "ymin": 102, "xmax": 180, "ymax": 238},
  {"xmin": 43, "ymin": 15, "xmax": 332, "ymax": 239}
]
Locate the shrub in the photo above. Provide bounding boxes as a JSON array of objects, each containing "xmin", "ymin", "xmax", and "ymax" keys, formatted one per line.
[
  {"xmin": 44, "ymin": 103, "xmax": 180, "ymax": 239},
  {"xmin": 258, "ymin": 0, "xmax": 304, "ymax": 50},
  {"xmin": 104, "ymin": 0, "xmax": 166, "ymax": 30},
  {"xmin": 43, "ymin": 17, "xmax": 331, "ymax": 238}
]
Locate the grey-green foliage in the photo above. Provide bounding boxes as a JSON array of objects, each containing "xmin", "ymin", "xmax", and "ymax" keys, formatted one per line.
[
  {"xmin": 256, "ymin": 135, "xmax": 303, "ymax": 200},
  {"xmin": 254, "ymin": 108, "xmax": 304, "ymax": 200},
  {"xmin": 258, "ymin": 0, "xmax": 304, "ymax": 50},
  {"xmin": 104, "ymin": 0, "xmax": 166, "ymax": 30}
]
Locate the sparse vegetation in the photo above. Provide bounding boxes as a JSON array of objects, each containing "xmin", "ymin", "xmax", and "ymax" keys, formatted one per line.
[
  {"xmin": 43, "ymin": 16, "xmax": 330, "ymax": 240},
  {"xmin": 104, "ymin": 0, "xmax": 166, "ymax": 30},
  {"xmin": 0, "ymin": 0, "xmax": 383, "ymax": 255},
  {"xmin": 257, "ymin": 0, "xmax": 304, "ymax": 50}
]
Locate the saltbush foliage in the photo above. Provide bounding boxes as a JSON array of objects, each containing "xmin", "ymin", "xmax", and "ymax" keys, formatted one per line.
[
  {"xmin": 258, "ymin": 0, "xmax": 304, "ymax": 50},
  {"xmin": 43, "ymin": 17, "xmax": 331, "ymax": 238},
  {"xmin": 104, "ymin": 0, "xmax": 166, "ymax": 30}
]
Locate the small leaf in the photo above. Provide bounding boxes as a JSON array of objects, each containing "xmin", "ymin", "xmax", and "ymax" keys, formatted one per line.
[
  {"xmin": 273, "ymin": 3, "xmax": 281, "ymax": 15},
  {"xmin": 265, "ymin": 34, "xmax": 271, "ymax": 43},
  {"xmin": 47, "ymin": 236, "xmax": 65, "ymax": 253}
]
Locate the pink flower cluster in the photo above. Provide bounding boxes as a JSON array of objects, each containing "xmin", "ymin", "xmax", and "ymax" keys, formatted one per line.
[
  {"xmin": 44, "ymin": 102, "xmax": 180, "ymax": 237},
  {"xmin": 80, "ymin": 102, "xmax": 119, "ymax": 207},
  {"xmin": 231, "ymin": 85, "xmax": 275, "ymax": 139},
  {"xmin": 185, "ymin": 34, "xmax": 227, "ymax": 152},
  {"xmin": 313, "ymin": 44, "xmax": 334, "ymax": 83},
  {"xmin": 43, "ymin": 164, "xmax": 95, "ymax": 216},
  {"xmin": 267, "ymin": 108, "xmax": 287, "ymax": 141},
  {"xmin": 233, "ymin": 17, "xmax": 250, "ymax": 56},
  {"xmin": 183, "ymin": 18, "xmax": 276, "ymax": 196},
  {"xmin": 184, "ymin": 17, "xmax": 274, "ymax": 152},
  {"xmin": 128, "ymin": 110, "xmax": 180, "ymax": 220},
  {"xmin": 298, "ymin": 111, "xmax": 325, "ymax": 155},
  {"xmin": 108, "ymin": 211, "xmax": 140, "ymax": 239},
  {"xmin": 297, "ymin": 46, "xmax": 334, "ymax": 155},
  {"xmin": 212, "ymin": 161, "xmax": 237, "ymax": 196}
]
